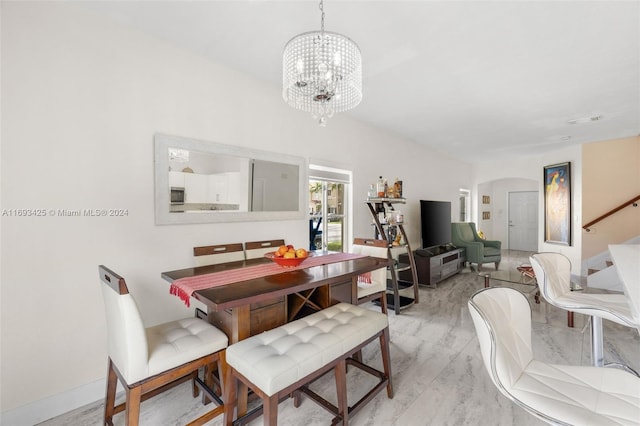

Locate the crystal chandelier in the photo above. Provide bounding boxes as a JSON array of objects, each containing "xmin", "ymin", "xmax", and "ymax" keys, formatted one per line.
[{"xmin": 282, "ymin": 0, "xmax": 362, "ymax": 126}]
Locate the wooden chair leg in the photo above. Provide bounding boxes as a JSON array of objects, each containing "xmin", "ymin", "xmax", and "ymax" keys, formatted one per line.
[
  {"xmin": 125, "ymin": 386, "xmax": 142, "ymax": 426},
  {"xmin": 263, "ymin": 395, "xmax": 279, "ymax": 426},
  {"xmin": 568, "ymin": 311, "xmax": 574, "ymax": 328},
  {"xmin": 199, "ymin": 364, "xmax": 213, "ymax": 404},
  {"xmin": 217, "ymin": 351, "xmax": 227, "ymax": 397},
  {"xmin": 223, "ymin": 367, "xmax": 237, "ymax": 426},
  {"xmin": 104, "ymin": 359, "xmax": 117, "ymax": 426},
  {"xmin": 237, "ymin": 381, "xmax": 249, "ymax": 417},
  {"xmin": 293, "ymin": 389, "xmax": 302, "ymax": 408},
  {"xmin": 379, "ymin": 293, "xmax": 388, "ymax": 315},
  {"xmin": 380, "ymin": 328, "xmax": 394, "ymax": 398},
  {"xmin": 191, "ymin": 370, "xmax": 200, "ymax": 398},
  {"xmin": 335, "ymin": 359, "xmax": 349, "ymax": 425}
]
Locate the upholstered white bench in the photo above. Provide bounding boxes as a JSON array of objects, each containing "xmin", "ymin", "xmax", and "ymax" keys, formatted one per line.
[{"xmin": 223, "ymin": 303, "xmax": 393, "ymax": 426}]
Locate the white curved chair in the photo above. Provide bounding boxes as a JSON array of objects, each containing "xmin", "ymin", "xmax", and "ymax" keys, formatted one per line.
[
  {"xmin": 350, "ymin": 238, "xmax": 389, "ymax": 314},
  {"xmin": 530, "ymin": 252, "xmax": 639, "ymax": 368},
  {"xmin": 468, "ymin": 286, "xmax": 640, "ymax": 425},
  {"xmin": 99, "ymin": 265, "xmax": 228, "ymax": 425}
]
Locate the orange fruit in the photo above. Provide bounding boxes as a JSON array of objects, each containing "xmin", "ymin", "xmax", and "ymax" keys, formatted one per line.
[{"xmin": 283, "ymin": 251, "xmax": 296, "ymax": 259}]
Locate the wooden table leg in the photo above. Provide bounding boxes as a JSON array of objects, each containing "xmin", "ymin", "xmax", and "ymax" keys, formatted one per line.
[
  {"xmin": 567, "ymin": 311, "xmax": 574, "ymax": 328},
  {"xmin": 232, "ymin": 306, "xmax": 251, "ymax": 417},
  {"xmin": 483, "ymin": 274, "xmax": 490, "ymax": 288}
]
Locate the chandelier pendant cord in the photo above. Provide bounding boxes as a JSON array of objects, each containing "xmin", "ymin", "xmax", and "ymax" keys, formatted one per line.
[{"xmin": 319, "ymin": 0, "xmax": 325, "ymax": 33}]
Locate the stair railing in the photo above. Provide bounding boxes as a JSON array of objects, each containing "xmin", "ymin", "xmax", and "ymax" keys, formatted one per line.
[{"xmin": 583, "ymin": 194, "xmax": 640, "ymax": 232}]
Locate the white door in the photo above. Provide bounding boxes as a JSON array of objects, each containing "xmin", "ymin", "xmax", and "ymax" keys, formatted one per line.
[{"xmin": 508, "ymin": 191, "xmax": 538, "ymax": 251}]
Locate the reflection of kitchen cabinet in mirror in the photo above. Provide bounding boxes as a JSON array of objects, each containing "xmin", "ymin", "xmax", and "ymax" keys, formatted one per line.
[
  {"xmin": 155, "ymin": 134, "xmax": 307, "ymax": 225},
  {"xmin": 168, "ymin": 149, "xmax": 250, "ymax": 211}
]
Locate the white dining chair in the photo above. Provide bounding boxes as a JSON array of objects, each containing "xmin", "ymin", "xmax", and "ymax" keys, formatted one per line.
[
  {"xmin": 350, "ymin": 238, "xmax": 389, "ymax": 314},
  {"xmin": 99, "ymin": 265, "xmax": 228, "ymax": 425},
  {"xmin": 244, "ymin": 239, "xmax": 285, "ymax": 259},
  {"xmin": 193, "ymin": 242, "xmax": 245, "ymax": 266},
  {"xmin": 530, "ymin": 252, "xmax": 639, "ymax": 370},
  {"xmin": 468, "ymin": 286, "xmax": 640, "ymax": 425}
]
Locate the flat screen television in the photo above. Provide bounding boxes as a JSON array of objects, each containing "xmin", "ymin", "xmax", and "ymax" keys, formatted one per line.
[{"xmin": 420, "ymin": 200, "xmax": 452, "ymax": 249}]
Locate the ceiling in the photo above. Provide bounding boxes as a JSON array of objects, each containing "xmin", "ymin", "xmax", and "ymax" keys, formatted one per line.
[{"xmin": 76, "ymin": 1, "xmax": 639, "ymax": 163}]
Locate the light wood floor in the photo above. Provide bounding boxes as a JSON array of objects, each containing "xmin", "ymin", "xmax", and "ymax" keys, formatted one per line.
[{"xmin": 39, "ymin": 250, "xmax": 640, "ymax": 426}]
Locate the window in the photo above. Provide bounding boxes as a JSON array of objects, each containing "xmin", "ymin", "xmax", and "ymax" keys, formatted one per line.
[{"xmin": 459, "ymin": 189, "xmax": 470, "ymax": 222}]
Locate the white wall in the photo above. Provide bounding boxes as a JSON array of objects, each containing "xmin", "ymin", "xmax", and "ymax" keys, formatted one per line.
[
  {"xmin": 474, "ymin": 144, "xmax": 583, "ymax": 274},
  {"xmin": 582, "ymin": 136, "xmax": 640, "ymax": 259},
  {"xmin": 476, "ymin": 178, "xmax": 538, "ymax": 244},
  {"xmin": 0, "ymin": 3, "xmax": 472, "ymax": 423}
]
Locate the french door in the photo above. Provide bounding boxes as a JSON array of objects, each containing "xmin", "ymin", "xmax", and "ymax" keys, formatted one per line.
[{"xmin": 308, "ymin": 165, "xmax": 351, "ymax": 252}]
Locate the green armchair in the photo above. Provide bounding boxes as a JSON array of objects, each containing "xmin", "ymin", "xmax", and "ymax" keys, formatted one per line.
[{"xmin": 451, "ymin": 222, "xmax": 501, "ymax": 271}]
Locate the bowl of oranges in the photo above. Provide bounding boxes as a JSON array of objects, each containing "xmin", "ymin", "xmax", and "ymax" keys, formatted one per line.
[{"xmin": 265, "ymin": 244, "xmax": 311, "ymax": 268}]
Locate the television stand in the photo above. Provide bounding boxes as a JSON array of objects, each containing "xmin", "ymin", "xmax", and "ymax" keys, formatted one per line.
[{"xmin": 399, "ymin": 245, "xmax": 465, "ymax": 288}]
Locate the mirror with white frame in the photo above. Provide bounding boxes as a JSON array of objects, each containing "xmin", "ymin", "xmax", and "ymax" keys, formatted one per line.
[{"xmin": 154, "ymin": 134, "xmax": 307, "ymax": 224}]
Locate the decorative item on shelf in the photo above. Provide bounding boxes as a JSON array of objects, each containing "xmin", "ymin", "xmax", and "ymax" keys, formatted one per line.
[
  {"xmin": 182, "ymin": 167, "xmax": 194, "ymax": 173},
  {"xmin": 387, "ymin": 225, "xmax": 398, "ymax": 245},
  {"xmin": 393, "ymin": 178, "xmax": 403, "ymax": 198},
  {"xmin": 386, "ymin": 182, "xmax": 395, "ymax": 198},
  {"xmin": 377, "ymin": 211, "xmax": 386, "ymax": 224},
  {"xmin": 282, "ymin": 0, "xmax": 362, "ymax": 126},
  {"xmin": 367, "ymin": 184, "xmax": 376, "ymax": 199},
  {"xmin": 386, "ymin": 214, "xmax": 395, "ymax": 225},
  {"xmin": 376, "ymin": 176, "xmax": 385, "ymax": 197}
]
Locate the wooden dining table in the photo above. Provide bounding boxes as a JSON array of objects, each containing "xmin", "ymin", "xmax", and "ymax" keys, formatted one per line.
[
  {"xmin": 162, "ymin": 252, "xmax": 389, "ymax": 342},
  {"xmin": 161, "ymin": 252, "xmax": 390, "ymax": 418}
]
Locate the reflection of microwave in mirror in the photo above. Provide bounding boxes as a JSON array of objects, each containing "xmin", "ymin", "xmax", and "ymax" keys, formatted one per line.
[{"xmin": 170, "ymin": 187, "xmax": 185, "ymax": 205}]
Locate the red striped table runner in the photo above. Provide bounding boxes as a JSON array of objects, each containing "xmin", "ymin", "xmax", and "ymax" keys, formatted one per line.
[{"xmin": 170, "ymin": 252, "xmax": 368, "ymax": 307}]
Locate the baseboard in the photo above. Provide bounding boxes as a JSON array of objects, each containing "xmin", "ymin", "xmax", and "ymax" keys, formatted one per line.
[{"xmin": 1, "ymin": 378, "xmax": 106, "ymax": 426}]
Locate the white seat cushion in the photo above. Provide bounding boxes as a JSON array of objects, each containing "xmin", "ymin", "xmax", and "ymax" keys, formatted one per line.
[
  {"xmin": 146, "ymin": 317, "xmax": 228, "ymax": 378},
  {"xmin": 514, "ymin": 360, "xmax": 640, "ymax": 426},
  {"xmin": 554, "ymin": 292, "xmax": 637, "ymax": 327},
  {"xmin": 357, "ymin": 271, "xmax": 386, "ymax": 298},
  {"xmin": 350, "ymin": 244, "xmax": 387, "ymax": 299},
  {"xmin": 226, "ymin": 303, "xmax": 388, "ymax": 396},
  {"xmin": 531, "ymin": 253, "xmax": 638, "ymax": 328}
]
